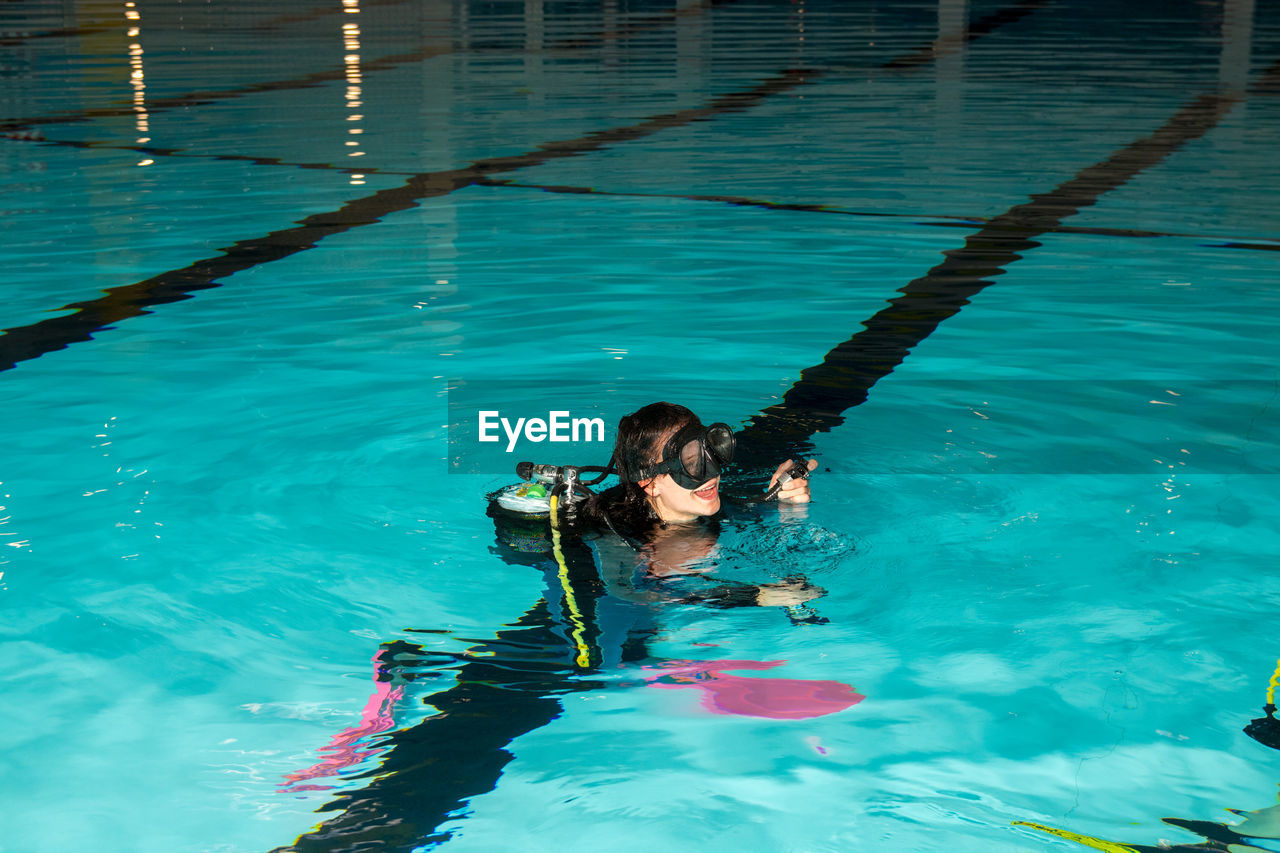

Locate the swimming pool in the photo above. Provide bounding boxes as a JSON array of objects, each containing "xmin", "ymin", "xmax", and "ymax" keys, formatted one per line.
[{"xmin": 3, "ymin": 0, "xmax": 1279, "ymax": 850}]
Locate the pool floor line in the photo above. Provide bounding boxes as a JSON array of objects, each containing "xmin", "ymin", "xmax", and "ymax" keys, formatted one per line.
[
  {"xmin": 0, "ymin": 0, "xmax": 1048, "ymax": 144},
  {"xmin": 0, "ymin": 0, "xmax": 411, "ymax": 48},
  {"xmin": 880, "ymin": 0, "xmax": 1052, "ymax": 72},
  {"xmin": 0, "ymin": 0, "xmax": 1059, "ymax": 371},
  {"xmin": 475, "ymin": 177, "xmax": 1280, "ymax": 250},
  {"xmin": 0, "ymin": 17, "xmax": 121, "ymax": 48},
  {"xmin": 735, "ymin": 59, "xmax": 1280, "ymax": 465},
  {"xmin": 0, "ymin": 42, "xmax": 459, "ymax": 135},
  {"xmin": 0, "ymin": 0, "xmax": 743, "ymax": 135},
  {"xmin": 7, "ymin": 129, "xmax": 1278, "ymax": 255},
  {"xmin": 540, "ymin": 0, "xmax": 742, "ymax": 51},
  {"xmin": 7, "ymin": 130, "xmax": 1278, "ymax": 254},
  {"xmin": 0, "ymin": 133, "xmax": 377, "ymax": 174},
  {"xmin": 0, "ymin": 68, "xmax": 819, "ymax": 373},
  {"xmin": 0, "ymin": 0, "xmax": 1054, "ymax": 374},
  {"xmin": 1218, "ymin": 241, "xmax": 1280, "ymax": 251},
  {"xmin": 256, "ymin": 0, "xmax": 418, "ymax": 34}
]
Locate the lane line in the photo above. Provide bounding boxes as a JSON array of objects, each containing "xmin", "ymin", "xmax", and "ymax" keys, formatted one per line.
[
  {"xmin": 0, "ymin": 43, "xmax": 459, "ymax": 134},
  {"xmin": 0, "ymin": 19, "xmax": 120, "ymax": 47},
  {"xmin": 0, "ymin": 0, "xmax": 411, "ymax": 48},
  {"xmin": 0, "ymin": 0, "xmax": 1056, "ymax": 372},
  {"xmin": 5, "ymin": 134, "xmax": 1276, "ymax": 253},
  {"xmin": 735, "ymin": 62, "xmax": 1280, "ymax": 462},
  {"xmin": 0, "ymin": 69, "xmax": 817, "ymax": 372},
  {"xmin": 881, "ymin": 0, "xmax": 1052, "ymax": 71},
  {"xmin": 0, "ymin": 0, "xmax": 740, "ymax": 134},
  {"xmin": 0, "ymin": 133, "xmax": 375, "ymax": 173},
  {"xmin": 475, "ymin": 177, "xmax": 1280, "ymax": 250}
]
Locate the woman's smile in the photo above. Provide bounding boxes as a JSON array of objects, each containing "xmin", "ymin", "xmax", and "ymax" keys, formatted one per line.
[{"xmin": 692, "ymin": 479, "xmax": 719, "ymax": 502}]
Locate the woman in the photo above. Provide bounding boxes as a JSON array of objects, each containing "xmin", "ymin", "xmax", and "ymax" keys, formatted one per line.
[
  {"xmin": 585, "ymin": 401, "xmax": 815, "ymax": 531},
  {"xmin": 580, "ymin": 401, "xmax": 822, "ymax": 610}
]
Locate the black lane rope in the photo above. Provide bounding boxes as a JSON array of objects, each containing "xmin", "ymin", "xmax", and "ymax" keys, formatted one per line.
[
  {"xmin": 733, "ymin": 58, "xmax": 1280, "ymax": 466},
  {"xmin": 0, "ymin": 69, "xmax": 817, "ymax": 372}
]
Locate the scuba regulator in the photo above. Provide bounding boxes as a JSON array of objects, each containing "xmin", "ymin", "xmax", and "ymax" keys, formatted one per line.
[{"xmin": 490, "ymin": 461, "xmax": 611, "ymax": 521}]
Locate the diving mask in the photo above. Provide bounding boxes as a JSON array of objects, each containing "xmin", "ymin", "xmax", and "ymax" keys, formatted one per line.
[{"xmin": 642, "ymin": 422, "xmax": 735, "ymax": 489}]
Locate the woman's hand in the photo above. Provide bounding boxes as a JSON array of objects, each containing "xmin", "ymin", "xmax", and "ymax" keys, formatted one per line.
[
  {"xmin": 768, "ymin": 458, "xmax": 818, "ymax": 502},
  {"xmin": 756, "ymin": 577, "xmax": 824, "ymax": 606}
]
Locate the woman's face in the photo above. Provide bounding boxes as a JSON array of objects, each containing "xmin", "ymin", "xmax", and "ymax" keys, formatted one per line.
[{"xmin": 646, "ymin": 472, "xmax": 721, "ymax": 523}]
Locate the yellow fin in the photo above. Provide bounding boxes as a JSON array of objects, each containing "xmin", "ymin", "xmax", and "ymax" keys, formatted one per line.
[{"xmin": 1012, "ymin": 821, "xmax": 1141, "ymax": 853}]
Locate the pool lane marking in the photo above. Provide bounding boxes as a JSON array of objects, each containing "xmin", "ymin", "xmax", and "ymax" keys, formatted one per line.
[
  {"xmin": 1216, "ymin": 241, "xmax": 1280, "ymax": 252},
  {"xmin": 12, "ymin": 126, "xmax": 1276, "ymax": 252},
  {"xmin": 540, "ymin": 0, "xmax": 741, "ymax": 50},
  {"xmin": 5, "ymin": 129, "xmax": 1275, "ymax": 254},
  {"xmin": 474, "ymin": 177, "xmax": 1280, "ymax": 251},
  {"xmin": 0, "ymin": 0, "xmax": 1040, "ymax": 143},
  {"xmin": 734, "ymin": 65, "xmax": 1280, "ymax": 462},
  {"xmin": 6, "ymin": 129, "xmax": 1276, "ymax": 255},
  {"xmin": 0, "ymin": 133, "xmax": 375, "ymax": 174},
  {"xmin": 257, "ymin": 0, "xmax": 417, "ymax": 33},
  {"xmin": 0, "ymin": 0, "xmax": 1058, "ymax": 373},
  {"xmin": 0, "ymin": 18, "xmax": 121, "ymax": 47},
  {"xmin": 0, "ymin": 0, "xmax": 410, "ymax": 48},
  {"xmin": 0, "ymin": 43, "xmax": 459, "ymax": 134},
  {"xmin": 881, "ymin": 0, "xmax": 1052, "ymax": 72},
  {"xmin": 0, "ymin": 0, "xmax": 742, "ymax": 135},
  {"xmin": 0, "ymin": 69, "xmax": 819, "ymax": 372}
]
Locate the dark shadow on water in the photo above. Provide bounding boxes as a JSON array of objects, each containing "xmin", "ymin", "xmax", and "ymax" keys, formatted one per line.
[{"xmin": 273, "ymin": 525, "xmax": 633, "ymax": 853}]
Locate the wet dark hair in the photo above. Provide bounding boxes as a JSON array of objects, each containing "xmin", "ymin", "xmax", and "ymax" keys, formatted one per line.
[
  {"xmin": 585, "ymin": 402, "xmax": 701, "ymax": 533},
  {"xmin": 614, "ymin": 402, "xmax": 701, "ymax": 484}
]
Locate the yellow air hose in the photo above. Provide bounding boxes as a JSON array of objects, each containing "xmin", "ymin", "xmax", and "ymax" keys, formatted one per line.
[{"xmin": 549, "ymin": 493, "xmax": 593, "ymax": 670}]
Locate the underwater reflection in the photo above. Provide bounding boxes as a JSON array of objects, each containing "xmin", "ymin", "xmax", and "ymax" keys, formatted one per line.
[{"xmin": 272, "ymin": 503, "xmax": 860, "ymax": 851}]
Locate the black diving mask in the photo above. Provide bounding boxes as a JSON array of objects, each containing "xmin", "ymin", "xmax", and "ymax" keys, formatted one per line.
[{"xmin": 642, "ymin": 422, "xmax": 735, "ymax": 490}]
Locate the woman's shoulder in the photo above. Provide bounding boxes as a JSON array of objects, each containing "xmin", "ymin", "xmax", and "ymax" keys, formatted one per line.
[{"xmin": 575, "ymin": 484, "xmax": 656, "ymax": 540}]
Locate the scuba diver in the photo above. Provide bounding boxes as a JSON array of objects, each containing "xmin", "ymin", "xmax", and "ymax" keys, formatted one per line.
[
  {"xmin": 490, "ymin": 401, "xmax": 825, "ymax": 616},
  {"xmin": 273, "ymin": 402, "xmax": 850, "ymax": 853}
]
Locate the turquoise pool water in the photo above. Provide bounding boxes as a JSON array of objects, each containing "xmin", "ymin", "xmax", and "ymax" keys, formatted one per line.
[{"xmin": 3, "ymin": 0, "xmax": 1280, "ymax": 850}]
